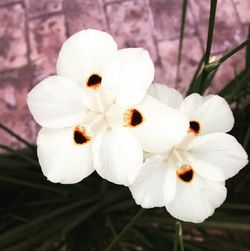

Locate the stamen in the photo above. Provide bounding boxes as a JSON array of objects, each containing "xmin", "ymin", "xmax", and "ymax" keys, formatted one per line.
[
  {"xmin": 86, "ymin": 74, "xmax": 102, "ymax": 89},
  {"xmin": 73, "ymin": 126, "xmax": 91, "ymax": 145},
  {"xmin": 177, "ymin": 164, "xmax": 194, "ymax": 183},
  {"xmin": 189, "ymin": 121, "xmax": 200, "ymax": 135},
  {"xmin": 124, "ymin": 108, "xmax": 144, "ymax": 127},
  {"xmin": 172, "ymin": 149, "xmax": 183, "ymax": 164}
]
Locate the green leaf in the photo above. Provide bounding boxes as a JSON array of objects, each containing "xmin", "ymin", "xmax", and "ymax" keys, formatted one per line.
[
  {"xmin": 223, "ymin": 70, "xmax": 250, "ymax": 103},
  {"xmin": 104, "ymin": 208, "xmax": 144, "ymax": 251},
  {"xmin": 218, "ymin": 38, "xmax": 250, "ymax": 69},
  {"xmin": 0, "ymin": 196, "xmax": 98, "ymax": 248},
  {"xmin": 0, "ymin": 175, "xmax": 59, "ymax": 192},
  {"xmin": 0, "ymin": 144, "xmax": 38, "ymax": 166}
]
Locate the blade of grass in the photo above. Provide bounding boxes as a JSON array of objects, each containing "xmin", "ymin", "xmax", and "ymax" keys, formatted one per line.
[
  {"xmin": 166, "ymin": 233, "xmax": 204, "ymax": 251},
  {"xmin": 246, "ymin": 25, "xmax": 250, "ymax": 67},
  {"xmin": 19, "ymin": 203, "xmax": 103, "ymax": 251},
  {"xmin": 205, "ymin": 38, "xmax": 250, "ymax": 73},
  {"xmin": 105, "ymin": 200, "xmax": 134, "ymax": 212},
  {"xmin": 6, "ymin": 215, "xmax": 71, "ymax": 251},
  {"xmin": 222, "ymin": 203, "xmax": 250, "ymax": 211},
  {"xmin": 200, "ymin": 64, "xmax": 219, "ymax": 93},
  {"xmin": 243, "ymin": 125, "xmax": 250, "ymax": 148},
  {"xmin": 0, "ymin": 144, "xmax": 38, "ymax": 166},
  {"xmin": 173, "ymin": 223, "xmax": 179, "ymax": 251},
  {"xmin": 226, "ymin": 70, "xmax": 250, "ymax": 103},
  {"xmin": 0, "ymin": 189, "xmax": 124, "ymax": 248},
  {"xmin": 186, "ymin": 0, "xmax": 218, "ymax": 96},
  {"xmin": 0, "ymin": 196, "xmax": 98, "ymax": 247},
  {"xmin": 188, "ymin": 38, "xmax": 250, "ymax": 95},
  {"xmin": 216, "ymin": 38, "xmax": 250, "ymax": 68},
  {"xmin": 0, "ymin": 175, "xmax": 59, "ymax": 192},
  {"xmin": 130, "ymin": 227, "xmax": 153, "ymax": 249},
  {"xmin": 176, "ymin": 0, "xmax": 188, "ymax": 83},
  {"xmin": 135, "ymin": 215, "xmax": 250, "ymax": 231},
  {"xmin": 219, "ymin": 69, "xmax": 247, "ymax": 97},
  {"xmin": 106, "ymin": 216, "xmax": 128, "ymax": 251},
  {"xmin": 104, "ymin": 208, "xmax": 144, "ymax": 251},
  {"xmin": 0, "ymin": 123, "xmax": 34, "ymax": 150}
]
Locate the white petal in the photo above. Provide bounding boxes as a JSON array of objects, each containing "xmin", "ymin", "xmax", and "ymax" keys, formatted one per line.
[
  {"xmin": 187, "ymin": 133, "xmax": 248, "ymax": 180},
  {"xmin": 128, "ymin": 95, "xmax": 189, "ymax": 153},
  {"xmin": 166, "ymin": 173, "xmax": 227, "ymax": 223},
  {"xmin": 148, "ymin": 83, "xmax": 183, "ymax": 109},
  {"xmin": 102, "ymin": 48, "xmax": 155, "ymax": 106},
  {"xmin": 37, "ymin": 127, "xmax": 94, "ymax": 184},
  {"xmin": 27, "ymin": 76, "xmax": 90, "ymax": 128},
  {"xmin": 84, "ymin": 87, "xmax": 115, "ymax": 114},
  {"xmin": 57, "ymin": 29, "xmax": 117, "ymax": 86},
  {"xmin": 130, "ymin": 155, "xmax": 176, "ymax": 208},
  {"xmin": 92, "ymin": 127, "xmax": 143, "ymax": 186},
  {"xmin": 180, "ymin": 94, "xmax": 234, "ymax": 134},
  {"xmin": 188, "ymin": 156, "xmax": 225, "ymax": 181}
]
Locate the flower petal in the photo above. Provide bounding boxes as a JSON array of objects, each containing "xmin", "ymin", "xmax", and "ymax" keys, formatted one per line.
[
  {"xmin": 180, "ymin": 94, "xmax": 234, "ymax": 135},
  {"xmin": 148, "ymin": 83, "xmax": 183, "ymax": 109},
  {"xmin": 187, "ymin": 133, "xmax": 248, "ymax": 180},
  {"xmin": 166, "ymin": 173, "xmax": 227, "ymax": 223},
  {"xmin": 37, "ymin": 127, "xmax": 94, "ymax": 184},
  {"xmin": 57, "ymin": 29, "xmax": 117, "ymax": 86},
  {"xmin": 102, "ymin": 48, "xmax": 155, "ymax": 106},
  {"xmin": 188, "ymin": 155, "xmax": 225, "ymax": 181},
  {"xmin": 27, "ymin": 76, "xmax": 91, "ymax": 129},
  {"xmin": 128, "ymin": 95, "xmax": 189, "ymax": 153},
  {"xmin": 129, "ymin": 155, "xmax": 176, "ymax": 208},
  {"xmin": 92, "ymin": 127, "xmax": 143, "ymax": 186}
]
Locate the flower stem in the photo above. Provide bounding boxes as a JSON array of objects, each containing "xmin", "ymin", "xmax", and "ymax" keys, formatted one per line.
[
  {"xmin": 218, "ymin": 38, "xmax": 250, "ymax": 66},
  {"xmin": 173, "ymin": 221, "xmax": 185, "ymax": 251},
  {"xmin": 176, "ymin": 0, "xmax": 188, "ymax": 83},
  {"xmin": 104, "ymin": 208, "xmax": 144, "ymax": 251},
  {"xmin": 204, "ymin": 0, "xmax": 217, "ymax": 65},
  {"xmin": 0, "ymin": 123, "xmax": 35, "ymax": 150}
]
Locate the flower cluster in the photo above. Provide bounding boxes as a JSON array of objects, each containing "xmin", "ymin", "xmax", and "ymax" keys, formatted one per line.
[{"xmin": 27, "ymin": 29, "xmax": 248, "ymax": 223}]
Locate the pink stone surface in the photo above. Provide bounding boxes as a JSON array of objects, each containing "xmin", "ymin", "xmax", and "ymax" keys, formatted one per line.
[
  {"xmin": 25, "ymin": 0, "xmax": 63, "ymax": 17},
  {"xmin": 190, "ymin": 0, "xmax": 245, "ymax": 54},
  {"xmin": 157, "ymin": 36, "xmax": 203, "ymax": 93},
  {"xmin": 233, "ymin": 0, "xmax": 250, "ymax": 24},
  {"xmin": 28, "ymin": 14, "xmax": 67, "ymax": 83},
  {"xmin": 106, "ymin": 0, "xmax": 158, "ymax": 61},
  {"xmin": 64, "ymin": 0, "xmax": 107, "ymax": 35},
  {"xmin": 149, "ymin": 0, "xmax": 195, "ymax": 40},
  {"xmin": 0, "ymin": 3, "xmax": 27, "ymax": 72},
  {"xmin": 0, "ymin": 0, "xmax": 249, "ymax": 147}
]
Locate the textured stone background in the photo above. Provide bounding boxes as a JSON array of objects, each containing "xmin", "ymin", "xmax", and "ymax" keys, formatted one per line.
[{"xmin": 0, "ymin": 0, "xmax": 249, "ymax": 147}]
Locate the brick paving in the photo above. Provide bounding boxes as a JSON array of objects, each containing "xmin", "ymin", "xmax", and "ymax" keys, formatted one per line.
[{"xmin": 0, "ymin": 0, "xmax": 249, "ymax": 147}]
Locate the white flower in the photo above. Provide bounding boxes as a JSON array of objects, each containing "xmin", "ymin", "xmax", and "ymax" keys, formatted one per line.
[
  {"xmin": 130, "ymin": 83, "xmax": 248, "ymax": 223},
  {"xmin": 27, "ymin": 30, "xmax": 188, "ymax": 186}
]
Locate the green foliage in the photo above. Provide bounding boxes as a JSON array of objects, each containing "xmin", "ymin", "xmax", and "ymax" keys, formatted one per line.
[{"xmin": 1, "ymin": 1, "xmax": 250, "ymax": 250}]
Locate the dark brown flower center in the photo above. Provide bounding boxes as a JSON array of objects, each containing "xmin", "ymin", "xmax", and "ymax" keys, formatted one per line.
[
  {"xmin": 128, "ymin": 109, "xmax": 143, "ymax": 127},
  {"xmin": 86, "ymin": 74, "xmax": 102, "ymax": 89},
  {"xmin": 73, "ymin": 127, "xmax": 91, "ymax": 144},
  {"xmin": 177, "ymin": 165, "xmax": 194, "ymax": 183},
  {"xmin": 189, "ymin": 121, "xmax": 200, "ymax": 135}
]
